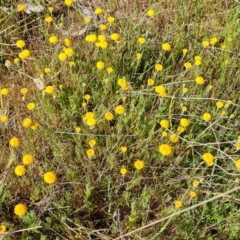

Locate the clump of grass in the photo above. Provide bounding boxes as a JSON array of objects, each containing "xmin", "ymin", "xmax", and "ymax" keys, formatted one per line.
[{"xmin": 0, "ymin": 0, "xmax": 240, "ymax": 239}]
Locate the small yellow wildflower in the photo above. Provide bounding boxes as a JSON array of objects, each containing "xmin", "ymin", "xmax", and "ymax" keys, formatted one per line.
[
  {"xmin": 120, "ymin": 168, "xmax": 127, "ymax": 175},
  {"xmin": 15, "ymin": 165, "xmax": 26, "ymax": 176},
  {"xmin": 75, "ymin": 127, "xmax": 81, "ymax": 133},
  {"xmin": 147, "ymin": 78, "xmax": 154, "ymax": 86},
  {"xmin": 0, "ymin": 225, "xmax": 6, "ymax": 233},
  {"xmin": 136, "ymin": 53, "xmax": 142, "ymax": 59},
  {"xmin": 16, "ymin": 40, "xmax": 26, "ymax": 48},
  {"xmin": 22, "ymin": 118, "xmax": 32, "ymax": 128},
  {"xmin": 19, "ymin": 49, "xmax": 31, "ymax": 59},
  {"xmin": 138, "ymin": 37, "xmax": 146, "ymax": 44},
  {"xmin": 180, "ymin": 118, "xmax": 190, "ymax": 127},
  {"xmin": 120, "ymin": 146, "xmax": 127, "ymax": 153},
  {"xmin": 14, "ymin": 58, "xmax": 20, "ymax": 64},
  {"xmin": 27, "ymin": 102, "xmax": 36, "ymax": 110},
  {"xmin": 86, "ymin": 34, "xmax": 97, "ymax": 42},
  {"xmin": 170, "ymin": 134, "xmax": 179, "ymax": 143},
  {"xmin": 220, "ymin": 44, "xmax": 226, "ymax": 49},
  {"xmin": 202, "ymin": 112, "xmax": 212, "ymax": 122},
  {"xmin": 48, "ymin": 7, "xmax": 54, "ymax": 12},
  {"xmin": 210, "ymin": 37, "xmax": 218, "ymax": 45},
  {"xmin": 115, "ymin": 105, "xmax": 125, "ymax": 115},
  {"xmin": 183, "ymin": 87, "xmax": 188, "ymax": 94},
  {"xmin": 87, "ymin": 149, "xmax": 95, "ymax": 157},
  {"xmin": 107, "ymin": 67, "xmax": 113, "ymax": 73},
  {"xmin": 58, "ymin": 52, "xmax": 67, "ymax": 61},
  {"xmin": 64, "ymin": 0, "xmax": 73, "ymax": 6},
  {"xmin": 134, "ymin": 160, "xmax": 144, "ymax": 170},
  {"xmin": 182, "ymin": 48, "xmax": 188, "ymax": 54},
  {"xmin": 189, "ymin": 191, "xmax": 197, "ymax": 198},
  {"xmin": 177, "ymin": 126, "xmax": 185, "ymax": 134},
  {"xmin": 44, "ymin": 171, "xmax": 57, "ymax": 184},
  {"xmin": 17, "ymin": 4, "xmax": 26, "ymax": 11},
  {"xmin": 20, "ymin": 88, "xmax": 28, "ymax": 94},
  {"xmin": 44, "ymin": 68, "xmax": 51, "ymax": 73},
  {"xmin": 216, "ymin": 101, "xmax": 224, "ymax": 108},
  {"xmin": 175, "ymin": 200, "xmax": 182, "ymax": 208},
  {"xmin": 86, "ymin": 118, "xmax": 96, "ymax": 127},
  {"xmin": 155, "ymin": 63, "xmax": 163, "ymax": 72},
  {"xmin": 202, "ymin": 40, "xmax": 210, "ymax": 47},
  {"xmin": 94, "ymin": 8, "xmax": 103, "ymax": 15},
  {"xmin": 45, "ymin": 86, "xmax": 55, "ymax": 94},
  {"xmin": 22, "ymin": 154, "xmax": 34, "ymax": 165},
  {"xmin": 160, "ymin": 119, "xmax": 169, "ymax": 129},
  {"xmin": 195, "ymin": 76, "xmax": 205, "ymax": 85},
  {"xmin": 14, "ymin": 203, "xmax": 27, "ymax": 217},
  {"xmin": 84, "ymin": 17, "xmax": 91, "ymax": 23},
  {"xmin": 147, "ymin": 9, "xmax": 155, "ymax": 17},
  {"xmin": 89, "ymin": 139, "xmax": 96, "ymax": 147},
  {"xmin": 64, "ymin": 47, "xmax": 74, "ymax": 57},
  {"xmin": 110, "ymin": 33, "xmax": 120, "ymax": 41},
  {"xmin": 202, "ymin": 152, "xmax": 214, "ymax": 166},
  {"xmin": 9, "ymin": 137, "xmax": 20, "ymax": 147},
  {"xmin": 155, "ymin": 85, "xmax": 167, "ymax": 97},
  {"xmin": 162, "ymin": 43, "xmax": 171, "ymax": 51},
  {"xmin": 182, "ymin": 106, "xmax": 187, "ymax": 112},
  {"xmin": 0, "ymin": 115, "xmax": 8, "ymax": 123},
  {"xmin": 159, "ymin": 144, "xmax": 172, "ymax": 156},
  {"xmin": 105, "ymin": 112, "xmax": 114, "ymax": 121},
  {"xmin": 99, "ymin": 24, "xmax": 107, "ymax": 30},
  {"xmin": 162, "ymin": 131, "xmax": 168, "ymax": 137},
  {"xmin": 84, "ymin": 94, "xmax": 91, "ymax": 101},
  {"xmin": 235, "ymin": 159, "xmax": 240, "ymax": 169},
  {"xmin": 98, "ymin": 35, "xmax": 107, "ymax": 42},
  {"xmin": 193, "ymin": 180, "xmax": 200, "ymax": 187},
  {"xmin": 45, "ymin": 16, "xmax": 53, "ymax": 23},
  {"xmin": 96, "ymin": 61, "xmax": 105, "ymax": 70},
  {"xmin": 48, "ymin": 36, "xmax": 58, "ymax": 44},
  {"xmin": 184, "ymin": 62, "xmax": 192, "ymax": 69}
]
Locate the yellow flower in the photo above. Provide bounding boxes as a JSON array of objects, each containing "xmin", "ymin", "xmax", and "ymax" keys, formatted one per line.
[
  {"xmin": 0, "ymin": 225, "xmax": 6, "ymax": 233},
  {"xmin": 195, "ymin": 76, "xmax": 205, "ymax": 85},
  {"xmin": 162, "ymin": 43, "xmax": 171, "ymax": 51},
  {"xmin": 48, "ymin": 7, "xmax": 54, "ymax": 12},
  {"xmin": 64, "ymin": 0, "xmax": 73, "ymax": 6},
  {"xmin": 189, "ymin": 191, "xmax": 197, "ymax": 198},
  {"xmin": 84, "ymin": 17, "xmax": 91, "ymax": 24},
  {"xmin": 96, "ymin": 61, "xmax": 105, "ymax": 70},
  {"xmin": 184, "ymin": 62, "xmax": 192, "ymax": 69},
  {"xmin": 216, "ymin": 101, "xmax": 224, "ymax": 108},
  {"xmin": 160, "ymin": 119, "xmax": 169, "ymax": 129},
  {"xmin": 58, "ymin": 52, "xmax": 67, "ymax": 61},
  {"xmin": 98, "ymin": 41, "xmax": 108, "ymax": 49},
  {"xmin": 147, "ymin": 9, "xmax": 155, "ymax": 17},
  {"xmin": 202, "ymin": 152, "xmax": 214, "ymax": 166},
  {"xmin": 20, "ymin": 88, "xmax": 28, "ymax": 94},
  {"xmin": 193, "ymin": 180, "xmax": 199, "ymax": 187},
  {"xmin": 9, "ymin": 137, "xmax": 20, "ymax": 147},
  {"xmin": 177, "ymin": 126, "xmax": 185, "ymax": 134},
  {"xmin": 138, "ymin": 37, "xmax": 146, "ymax": 44},
  {"xmin": 94, "ymin": 8, "xmax": 103, "ymax": 15},
  {"xmin": 118, "ymin": 78, "xmax": 129, "ymax": 90},
  {"xmin": 87, "ymin": 149, "xmax": 95, "ymax": 157},
  {"xmin": 194, "ymin": 56, "xmax": 202, "ymax": 62},
  {"xmin": 86, "ymin": 34, "xmax": 97, "ymax": 42},
  {"xmin": 235, "ymin": 159, "xmax": 240, "ymax": 169},
  {"xmin": 27, "ymin": 102, "xmax": 36, "ymax": 110},
  {"xmin": 202, "ymin": 40, "xmax": 210, "ymax": 47},
  {"xmin": 159, "ymin": 144, "xmax": 172, "ymax": 156},
  {"xmin": 162, "ymin": 131, "xmax": 168, "ymax": 137},
  {"xmin": 75, "ymin": 127, "xmax": 81, "ymax": 133},
  {"xmin": 48, "ymin": 36, "xmax": 58, "ymax": 44},
  {"xmin": 15, "ymin": 165, "xmax": 26, "ymax": 176},
  {"xmin": 220, "ymin": 43, "xmax": 226, "ymax": 49},
  {"xmin": 175, "ymin": 200, "xmax": 182, "ymax": 208},
  {"xmin": 120, "ymin": 168, "xmax": 127, "ymax": 175},
  {"xmin": 22, "ymin": 118, "xmax": 32, "ymax": 128},
  {"xmin": 22, "ymin": 154, "xmax": 34, "ymax": 165},
  {"xmin": 44, "ymin": 68, "xmax": 51, "ymax": 73},
  {"xmin": 180, "ymin": 118, "xmax": 190, "ymax": 127},
  {"xmin": 98, "ymin": 35, "xmax": 107, "ymax": 42},
  {"xmin": 182, "ymin": 87, "xmax": 188, "ymax": 94},
  {"xmin": 1, "ymin": 88, "xmax": 10, "ymax": 95},
  {"xmin": 134, "ymin": 160, "xmax": 144, "ymax": 170},
  {"xmin": 120, "ymin": 146, "xmax": 127, "ymax": 153},
  {"xmin": 16, "ymin": 40, "xmax": 26, "ymax": 48},
  {"xmin": 45, "ymin": 86, "xmax": 55, "ymax": 94},
  {"xmin": 170, "ymin": 134, "xmax": 179, "ymax": 143},
  {"xmin": 14, "ymin": 203, "xmax": 27, "ymax": 217},
  {"xmin": 84, "ymin": 94, "xmax": 91, "ymax": 100},
  {"xmin": 105, "ymin": 112, "xmax": 114, "ymax": 121},
  {"xmin": 195, "ymin": 59, "xmax": 202, "ymax": 66},
  {"xmin": 110, "ymin": 33, "xmax": 120, "ymax": 41},
  {"xmin": 107, "ymin": 16, "xmax": 115, "ymax": 23},
  {"xmin": 181, "ymin": 106, "xmax": 187, "ymax": 112},
  {"xmin": 99, "ymin": 24, "xmax": 107, "ymax": 30},
  {"xmin": 64, "ymin": 47, "xmax": 74, "ymax": 57},
  {"xmin": 155, "ymin": 85, "xmax": 167, "ymax": 97},
  {"xmin": 155, "ymin": 63, "xmax": 163, "ymax": 72},
  {"xmin": 45, "ymin": 16, "xmax": 53, "ymax": 23},
  {"xmin": 136, "ymin": 53, "xmax": 142, "ymax": 59},
  {"xmin": 107, "ymin": 67, "xmax": 113, "ymax": 73},
  {"xmin": 210, "ymin": 37, "xmax": 218, "ymax": 45},
  {"xmin": 89, "ymin": 139, "xmax": 96, "ymax": 147},
  {"xmin": 14, "ymin": 58, "xmax": 20, "ymax": 64},
  {"xmin": 202, "ymin": 112, "xmax": 212, "ymax": 122},
  {"xmin": 0, "ymin": 115, "xmax": 8, "ymax": 123},
  {"xmin": 182, "ymin": 48, "xmax": 188, "ymax": 54},
  {"xmin": 86, "ymin": 118, "xmax": 96, "ymax": 127},
  {"xmin": 44, "ymin": 171, "xmax": 57, "ymax": 184},
  {"xmin": 17, "ymin": 4, "xmax": 26, "ymax": 11},
  {"xmin": 115, "ymin": 105, "xmax": 125, "ymax": 115},
  {"xmin": 19, "ymin": 49, "xmax": 31, "ymax": 59},
  {"xmin": 147, "ymin": 78, "xmax": 154, "ymax": 86}
]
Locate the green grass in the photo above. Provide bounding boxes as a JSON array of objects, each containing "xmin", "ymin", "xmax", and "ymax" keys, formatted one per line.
[{"xmin": 0, "ymin": 0, "xmax": 240, "ymax": 239}]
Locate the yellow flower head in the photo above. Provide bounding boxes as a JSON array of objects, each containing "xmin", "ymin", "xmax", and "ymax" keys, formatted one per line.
[
  {"xmin": 58, "ymin": 52, "xmax": 67, "ymax": 61},
  {"xmin": 27, "ymin": 102, "xmax": 36, "ymax": 110},
  {"xmin": 14, "ymin": 203, "xmax": 27, "ymax": 217},
  {"xmin": 94, "ymin": 8, "xmax": 103, "ymax": 15},
  {"xmin": 22, "ymin": 154, "xmax": 34, "ymax": 165},
  {"xmin": 0, "ymin": 115, "xmax": 8, "ymax": 123},
  {"xmin": 189, "ymin": 191, "xmax": 197, "ymax": 198},
  {"xmin": 216, "ymin": 101, "xmax": 224, "ymax": 108},
  {"xmin": 15, "ymin": 165, "xmax": 26, "ymax": 176},
  {"xmin": 88, "ymin": 139, "xmax": 96, "ymax": 147},
  {"xmin": 195, "ymin": 76, "xmax": 205, "ymax": 85},
  {"xmin": 20, "ymin": 88, "xmax": 28, "ymax": 94},
  {"xmin": 175, "ymin": 200, "xmax": 182, "ymax": 208},
  {"xmin": 64, "ymin": 47, "xmax": 74, "ymax": 57},
  {"xmin": 210, "ymin": 37, "xmax": 218, "ymax": 45},
  {"xmin": 184, "ymin": 62, "xmax": 192, "ymax": 69},
  {"xmin": 147, "ymin": 9, "xmax": 155, "ymax": 17},
  {"xmin": 147, "ymin": 78, "xmax": 154, "ymax": 86},
  {"xmin": 115, "ymin": 105, "xmax": 125, "ymax": 115},
  {"xmin": 193, "ymin": 180, "xmax": 200, "ymax": 187},
  {"xmin": 120, "ymin": 146, "xmax": 127, "ymax": 153},
  {"xmin": 17, "ymin": 4, "xmax": 26, "ymax": 11},
  {"xmin": 9, "ymin": 137, "xmax": 20, "ymax": 147},
  {"xmin": 86, "ymin": 34, "xmax": 97, "ymax": 42},
  {"xmin": 64, "ymin": 0, "xmax": 73, "ymax": 6},
  {"xmin": 160, "ymin": 119, "xmax": 169, "ymax": 129},
  {"xmin": 75, "ymin": 127, "xmax": 81, "ymax": 133},
  {"xmin": 235, "ymin": 159, "xmax": 240, "ymax": 169},
  {"xmin": 107, "ymin": 16, "xmax": 115, "ymax": 23},
  {"xmin": 159, "ymin": 144, "xmax": 172, "ymax": 156},
  {"xmin": 138, "ymin": 37, "xmax": 146, "ymax": 44},
  {"xmin": 45, "ymin": 16, "xmax": 53, "ymax": 23},
  {"xmin": 182, "ymin": 48, "xmax": 188, "ymax": 54},
  {"xmin": 0, "ymin": 225, "xmax": 6, "ymax": 233},
  {"xmin": 44, "ymin": 171, "xmax": 57, "ymax": 184},
  {"xmin": 134, "ymin": 160, "xmax": 144, "ymax": 170},
  {"xmin": 16, "ymin": 40, "xmax": 26, "ymax": 48},
  {"xmin": 49, "ymin": 36, "xmax": 58, "ymax": 44},
  {"xmin": 99, "ymin": 24, "xmax": 107, "ymax": 30},
  {"xmin": 180, "ymin": 118, "xmax": 190, "ymax": 127},
  {"xmin": 105, "ymin": 112, "xmax": 114, "ymax": 121},
  {"xmin": 19, "ymin": 49, "xmax": 31, "ymax": 59},
  {"xmin": 96, "ymin": 61, "xmax": 105, "ymax": 70},
  {"xmin": 202, "ymin": 40, "xmax": 210, "ymax": 47},
  {"xmin": 155, "ymin": 63, "xmax": 163, "ymax": 72},
  {"xmin": 170, "ymin": 134, "xmax": 179, "ymax": 143},
  {"xmin": 1, "ymin": 88, "xmax": 10, "ymax": 95},
  {"xmin": 22, "ymin": 118, "xmax": 33, "ymax": 128},
  {"xmin": 155, "ymin": 85, "xmax": 167, "ymax": 97},
  {"xmin": 87, "ymin": 148, "xmax": 95, "ymax": 157},
  {"xmin": 45, "ymin": 86, "xmax": 55, "ymax": 94},
  {"xmin": 202, "ymin": 112, "xmax": 212, "ymax": 122},
  {"xmin": 120, "ymin": 168, "xmax": 127, "ymax": 175},
  {"xmin": 202, "ymin": 152, "xmax": 214, "ymax": 166},
  {"xmin": 110, "ymin": 33, "xmax": 120, "ymax": 41},
  {"xmin": 162, "ymin": 43, "xmax": 171, "ymax": 51},
  {"xmin": 86, "ymin": 117, "xmax": 97, "ymax": 127},
  {"xmin": 84, "ymin": 17, "xmax": 91, "ymax": 24}
]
